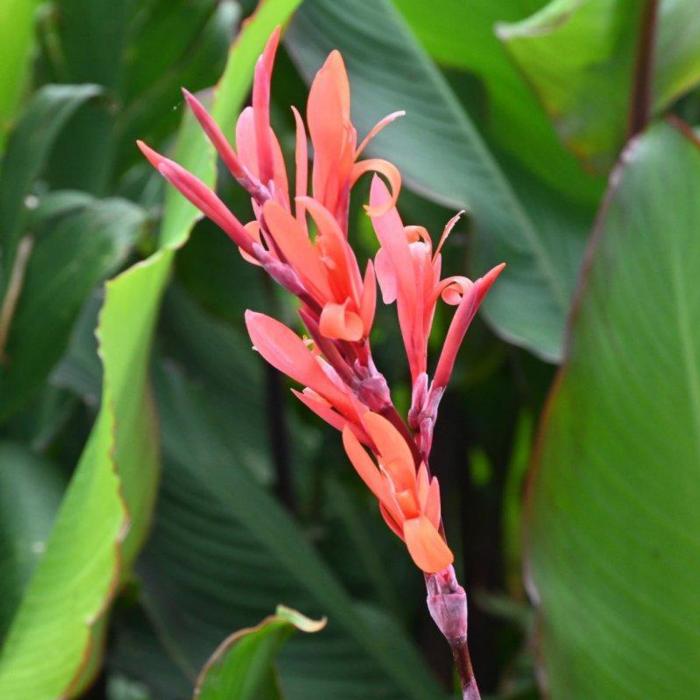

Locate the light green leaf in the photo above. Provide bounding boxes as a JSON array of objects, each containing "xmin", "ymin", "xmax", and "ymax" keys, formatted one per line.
[
  {"xmin": 0, "ymin": 197, "xmax": 145, "ymax": 420},
  {"xmin": 194, "ymin": 606, "xmax": 326, "ymax": 700},
  {"xmin": 0, "ymin": 247, "xmax": 168, "ymax": 699},
  {"xmin": 527, "ymin": 121, "xmax": 700, "ymax": 698},
  {"xmin": 287, "ymin": 0, "xmax": 581, "ymax": 360},
  {"xmin": 0, "ymin": 3, "xmax": 306, "ymax": 696},
  {"xmin": 0, "ymin": 0, "xmax": 42, "ymax": 150},
  {"xmin": 498, "ymin": 0, "xmax": 700, "ymax": 172},
  {"xmin": 392, "ymin": 0, "xmax": 603, "ymax": 207}
]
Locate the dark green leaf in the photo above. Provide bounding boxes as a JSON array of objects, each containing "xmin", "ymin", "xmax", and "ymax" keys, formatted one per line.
[
  {"xmin": 0, "ymin": 84, "xmax": 102, "ymax": 287},
  {"xmin": 527, "ymin": 121, "xmax": 700, "ymax": 697},
  {"xmin": 0, "ymin": 443, "xmax": 65, "ymax": 638},
  {"xmin": 0, "ymin": 198, "xmax": 145, "ymax": 420}
]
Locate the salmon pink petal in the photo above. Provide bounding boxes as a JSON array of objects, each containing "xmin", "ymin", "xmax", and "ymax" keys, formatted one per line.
[
  {"xmin": 319, "ymin": 300, "xmax": 364, "ymax": 341},
  {"xmin": 308, "ymin": 50, "xmax": 353, "ymax": 208},
  {"xmin": 300, "ymin": 197, "xmax": 363, "ymax": 298},
  {"xmin": 433, "ymin": 263, "xmax": 505, "ymax": 390},
  {"xmin": 293, "ymin": 389, "xmax": 354, "ymax": 435},
  {"xmin": 182, "ymin": 88, "xmax": 246, "ymax": 181},
  {"xmin": 236, "ymin": 107, "xmax": 259, "ymax": 175},
  {"xmin": 245, "ymin": 311, "xmax": 350, "ymax": 409},
  {"xmin": 262, "ymin": 200, "xmax": 332, "ymax": 301},
  {"xmin": 137, "ymin": 141, "xmax": 254, "ymax": 253},
  {"xmin": 342, "ymin": 426, "xmax": 387, "ymax": 503},
  {"xmin": 291, "ymin": 105, "xmax": 308, "ymax": 222},
  {"xmin": 252, "ymin": 27, "xmax": 280, "ymax": 185},
  {"xmin": 239, "ymin": 222, "xmax": 263, "ymax": 266},
  {"xmin": 395, "ymin": 489, "xmax": 420, "ymax": 520},
  {"xmin": 359, "ymin": 261, "xmax": 376, "ymax": 336},
  {"xmin": 425, "ymin": 477, "xmax": 442, "ymax": 531},
  {"xmin": 403, "ymin": 515, "xmax": 454, "ymax": 573},
  {"xmin": 379, "ymin": 502, "xmax": 405, "ymax": 540},
  {"xmin": 416, "ymin": 463, "xmax": 430, "ymax": 508},
  {"xmin": 362, "ymin": 412, "xmax": 415, "ymax": 478},
  {"xmin": 374, "ymin": 248, "xmax": 397, "ymax": 304},
  {"xmin": 354, "ymin": 159, "xmax": 401, "ymax": 216},
  {"xmin": 369, "ymin": 178, "xmax": 414, "ymax": 302}
]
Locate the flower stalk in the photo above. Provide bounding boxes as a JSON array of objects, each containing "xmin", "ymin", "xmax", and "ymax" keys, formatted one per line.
[{"xmin": 139, "ymin": 26, "xmax": 503, "ymax": 695}]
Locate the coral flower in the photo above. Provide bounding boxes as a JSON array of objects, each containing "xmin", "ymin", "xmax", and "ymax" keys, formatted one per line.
[
  {"xmin": 138, "ymin": 26, "xmax": 503, "ymax": 566},
  {"xmin": 343, "ymin": 412, "xmax": 452, "ymax": 573},
  {"xmin": 139, "ymin": 26, "xmax": 503, "ymax": 697}
]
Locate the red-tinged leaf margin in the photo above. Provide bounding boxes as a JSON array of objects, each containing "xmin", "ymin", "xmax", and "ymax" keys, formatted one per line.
[
  {"xmin": 524, "ymin": 116, "xmax": 700, "ymax": 697},
  {"xmin": 0, "ymin": 2, "xmax": 303, "ymax": 697}
]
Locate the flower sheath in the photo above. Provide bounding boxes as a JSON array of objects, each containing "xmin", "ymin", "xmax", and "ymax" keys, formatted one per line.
[{"xmin": 139, "ymin": 26, "xmax": 503, "ymax": 698}]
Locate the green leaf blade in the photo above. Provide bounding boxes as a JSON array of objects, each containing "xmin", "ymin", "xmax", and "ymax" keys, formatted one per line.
[{"xmin": 527, "ymin": 121, "xmax": 700, "ymax": 698}]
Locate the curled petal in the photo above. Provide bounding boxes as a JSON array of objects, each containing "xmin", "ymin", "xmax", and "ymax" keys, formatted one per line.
[
  {"xmin": 433, "ymin": 263, "xmax": 505, "ymax": 390},
  {"xmin": 395, "ymin": 488, "xmax": 420, "ymax": 520},
  {"xmin": 355, "ymin": 110, "xmax": 405, "ymax": 158},
  {"xmin": 403, "ymin": 515, "xmax": 454, "ymax": 573},
  {"xmin": 435, "ymin": 210, "xmax": 465, "ymax": 257},
  {"xmin": 437, "ymin": 276, "xmax": 473, "ymax": 306},
  {"xmin": 319, "ymin": 299, "xmax": 363, "ymax": 341},
  {"xmin": 236, "ymin": 107, "xmax": 289, "ymax": 205},
  {"xmin": 354, "ymin": 158, "xmax": 401, "ymax": 216}
]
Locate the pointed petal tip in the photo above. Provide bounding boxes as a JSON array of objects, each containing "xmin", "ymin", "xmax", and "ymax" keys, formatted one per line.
[
  {"xmin": 136, "ymin": 140, "xmax": 165, "ymax": 169},
  {"xmin": 482, "ymin": 262, "xmax": 506, "ymax": 284}
]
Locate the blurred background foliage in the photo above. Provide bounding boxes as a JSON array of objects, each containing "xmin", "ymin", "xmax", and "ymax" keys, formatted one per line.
[{"xmin": 0, "ymin": 1, "xmax": 699, "ymax": 698}]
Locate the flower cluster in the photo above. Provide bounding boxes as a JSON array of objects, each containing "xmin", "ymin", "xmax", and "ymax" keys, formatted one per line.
[{"xmin": 138, "ymin": 28, "xmax": 503, "ymax": 576}]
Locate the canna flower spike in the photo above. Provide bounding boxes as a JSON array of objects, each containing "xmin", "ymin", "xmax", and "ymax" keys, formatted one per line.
[{"xmin": 139, "ymin": 26, "xmax": 504, "ymax": 699}]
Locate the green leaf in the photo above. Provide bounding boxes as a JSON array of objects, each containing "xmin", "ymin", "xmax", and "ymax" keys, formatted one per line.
[
  {"xmin": 0, "ymin": 248, "xmax": 168, "ymax": 698},
  {"xmin": 140, "ymin": 359, "xmax": 447, "ymax": 700},
  {"xmin": 0, "ymin": 4, "xmax": 307, "ymax": 696},
  {"xmin": 194, "ymin": 606, "xmax": 326, "ymax": 700},
  {"xmin": 498, "ymin": 0, "xmax": 700, "ymax": 172},
  {"xmin": 527, "ymin": 121, "xmax": 700, "ymax": 698},
  {"xmin": 392, "ymin": 0, "xmax": 603, "ymax": 207},
  {"xmin": 0, "ymin": 443, "xmax": 65, "ymax": 638},
  {"xmin": 286, "ymin": 0, "xmax": 581, "ymax": 360},
  {"xmin": 0, "ymin": 197, "xmax": 145, "ymax": 420},
  {"xmin": 0, "ymin": 84, "xmax": 102, "ymax": 288},
  {"xmin": 0, "ymin": 0, "xmax": 42, "ymax": 149}
]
